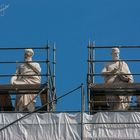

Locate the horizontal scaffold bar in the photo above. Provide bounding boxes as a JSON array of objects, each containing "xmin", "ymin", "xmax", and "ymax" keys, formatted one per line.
[
  {"xmin": 0, "ymin": 47, "xmax": 47, "ymax": 50},
  {"xmin": 0, "ymin": 74, "xmax": 48, "ymax": 77},
  {"xmin": 88, "ymin": 73, "xmax": 140, "ymax": 76},
  {"xmin": 0, "ymin": 60, "xmax": 46, "ymax": 64},
  {"xmin": 92, "ymin": 46, "xmax": 140, "ymax": 48},
  {"xmin": 90, "ymin": 83, "xmax": 140, "ymax": 95},
  {"xmin": 88, "ymin": 59, "xmax": 140, "ymax": 62},
  {"xmin": 0, "ymin": 84, "xmax": 48, "ymax": 94}
]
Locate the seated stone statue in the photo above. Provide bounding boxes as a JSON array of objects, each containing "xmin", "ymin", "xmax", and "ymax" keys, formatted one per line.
[
  {"xmin": 11, "ymin": 49, "xmax": 41, "ymax": 112},
  {"xmin": 101, "ymin": 48, "xmax": 134, "ymax": 110}
]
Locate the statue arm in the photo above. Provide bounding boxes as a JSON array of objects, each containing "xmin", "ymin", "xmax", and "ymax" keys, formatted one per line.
[
  {"xmin": 101, "ymin": 66, "xmax": 118, "ymax": 76},
  {"xmin": 10, "ymin": 67, "xmax": 20, "ymax": 84},
  {"xmin": 124, "ymin": 63, "xmax": 134, "ymax": 83},
  {"xmin": 119, "ymin": 62, "xmax": 134, "ymax": 83}
]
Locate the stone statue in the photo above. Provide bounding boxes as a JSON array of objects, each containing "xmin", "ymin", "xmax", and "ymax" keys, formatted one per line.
[
  {"xmin": 101, "ymin": 48, "xmax": 134, "ymax": 110},
  {"xmin": 11, "ymin": 49, "xmax": 41, "ymax": 111}
]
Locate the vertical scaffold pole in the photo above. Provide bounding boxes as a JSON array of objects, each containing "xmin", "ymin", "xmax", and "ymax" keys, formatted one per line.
[
  {"xmin": 52, "ymin": 43, "xmax": 56, "ymax": 111},
  {"xmin": 87, "ymin": 41, "xmax": 95, "ymax": 114},
  {"xmin": 87, "ymin": 40, "xmax": 91, "ymax": 113},
  {"xmin": 81, "ymin": 83, "xmax": 85, "ymax": 140},
  {"xmin": 46, "ymin": 42, "xmax": 50, "ymax": 111},
  {"xmin": 91, "ymin": 41, "xmax": 95, "ymax": 84}
]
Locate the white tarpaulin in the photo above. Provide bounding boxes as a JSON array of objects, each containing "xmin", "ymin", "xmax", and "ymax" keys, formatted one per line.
[
  {"xmin": 0, "ymin": 112, "xmax": 140, "ymax": 140},
  {"xmin": 84, "ymin": 112, "xmax": 140, "ymax": 140}
]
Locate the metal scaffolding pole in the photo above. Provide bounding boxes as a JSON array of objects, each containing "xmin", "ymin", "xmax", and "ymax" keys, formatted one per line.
[
  {"xmin": 46, "ymin": 42, "xmax": 50, "ymax": 111},
  {"xmin": 87, "ymin": 41, "xmax": 95, "ymax": 113},
  {"xmin": 91, "ymin": 41, "xmax": 95, "ymax": 84},
  {"xmin": 52, "ymin": 43, "xmax": 56, "ymax": 111},
  {"xmin": 45, "ymin": 42, "xmax": 57, "ymax": 111},
  {"xmin": 87, "ymin": 40, "xmax": 91, "ymax": 113},
  {"xmin": 53, "ymin": 43, "xmax": 56, "ymax": 94},
  {"xmin": 81, "ymin": 83, "xmax": 85, "ymax": 140}
]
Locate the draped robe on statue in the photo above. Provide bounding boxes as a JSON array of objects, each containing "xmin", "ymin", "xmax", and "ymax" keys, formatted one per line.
[
  {"xmin": 11, "ymin": 62, "xmax": 41, "ymax": 111},
  {"xmin": 102, "ymin": 61, "xmax": 134, "ymax": 110}
]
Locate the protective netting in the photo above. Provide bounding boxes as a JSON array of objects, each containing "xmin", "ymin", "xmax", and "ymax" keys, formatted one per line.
[{"xmin": 0, "ymin": 112, "xmax": 140, "ymax": 140}]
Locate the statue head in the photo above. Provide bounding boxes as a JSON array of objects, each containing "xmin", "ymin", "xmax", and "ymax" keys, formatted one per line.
[
  {"xmin": 24, "ymin": 48, "xmax": 34, "ymax": 61},
  {"xmin": 111, "ymin": 47, "xmax": 120, "ymax": 60}
]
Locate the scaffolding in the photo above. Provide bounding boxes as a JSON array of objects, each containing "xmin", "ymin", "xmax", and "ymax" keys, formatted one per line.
[
  {"xmin": 1, "ymin": 42, "xmax": 140, "ymax": 139},
  {"xmin": 87, "ymin": 43, "xmax": 140, "ymax": 113},
  {"xmin": 0, "ymin": 43, "xmax": 57, "ymax": 112}
]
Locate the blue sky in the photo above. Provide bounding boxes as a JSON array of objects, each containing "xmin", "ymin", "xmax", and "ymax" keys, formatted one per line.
[{"xmin": 0, "ymin": 0, "xmax": 140, "ymax": 111}]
